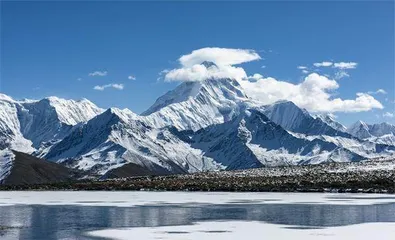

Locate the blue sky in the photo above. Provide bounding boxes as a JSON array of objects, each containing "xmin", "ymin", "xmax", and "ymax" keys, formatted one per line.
[{"xmin": 1, "ymin": 1, "xmax": 394, "ymax": 125}]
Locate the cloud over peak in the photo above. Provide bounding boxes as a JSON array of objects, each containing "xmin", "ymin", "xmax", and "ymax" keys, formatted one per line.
[
  {"xmin": 164, "ymin": 47, "xmax": 261, "ymax": 82},
  {"xmin": 162, "ymin": 47, "xmax": 382, "ymax": 113},
  {"xmin": 179, "ymin": 47, "xmax": 261, "ymax": 67}
]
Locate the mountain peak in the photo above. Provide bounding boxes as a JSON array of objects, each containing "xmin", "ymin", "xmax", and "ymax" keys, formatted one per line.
[
  {"xmin": 143, "ymin": 78, "xmax": 248, "ymax": 116},
  {"xmin": 201, "ymin": 61, "xmax": 218, "ymax": 69},
  {"xmin": 0, "ymin": 93, "xmax": 15, "ymax": 102}
]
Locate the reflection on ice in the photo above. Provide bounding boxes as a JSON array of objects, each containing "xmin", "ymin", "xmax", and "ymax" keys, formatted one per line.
[
  {"xmin": 87, "ymin": 221, "xmax": 395, "ymax": 240},
  {"xmin": 0, "ymin": 192, "xmax": 394, "ymax": 239}
]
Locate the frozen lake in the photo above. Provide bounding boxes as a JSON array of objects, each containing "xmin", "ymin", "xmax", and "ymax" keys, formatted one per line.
[{"xmin": 0, "ymin": 192, "xmax": 394, "ymax": 239}]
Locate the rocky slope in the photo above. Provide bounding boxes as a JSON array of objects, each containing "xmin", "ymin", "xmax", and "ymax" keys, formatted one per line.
[{"xmin": 0, "ymin": 149, "xmax": 74, "ymax": 185}]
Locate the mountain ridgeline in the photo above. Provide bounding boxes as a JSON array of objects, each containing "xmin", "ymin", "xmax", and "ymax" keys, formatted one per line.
[{"xmin": 1, "ymin": 74, "xmax": 395, "ymax": 181}]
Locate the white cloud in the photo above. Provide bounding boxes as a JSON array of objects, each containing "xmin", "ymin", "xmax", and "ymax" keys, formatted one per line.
[
  {"xmin": 368, "ymin": 89, "xmax": 387, "ymax": 95},
  {"xmin": 128, "ymin": 75, "xmax": 136, "ymax": 80},
  {"xmin": 93, "ymin": 83, "xmax": 124, "ymax": 91},
  {"xmin": 165, "ymin": 47, "xmax": 261, "ymax": 82},
  {"xmin": 89, "ymin": 71, "xmax": 108, "ymax": 77},
  {"xmin": 383, "ymin": 112, "xmax": 394, "ymax": 118},
  {"xmin": 163, "ymin": 47, "xmax": 381, "ymax": 113},
  {"xmin": 313, "ymin": 62, "xmax": 333, "ymax": 67},
  {"xmin": 333, "ymin": 62, "xmax": 357, "ymax": 69},
  {"xmin": 239, "ymin": 73, "xmax": 383, "ymax": 113},
  {"xmin": 302, "ymin": 69, "xmax": 309, "ymax": 74},
  {"xmin": 297, "ymin": 66, "xmax": 308, "ymax": 70},
  {"xmin": 179, "ymin": 47, "xmax": 261, "ymax": 67},
  {"xmin": 165, "ymin": 64, "xmax": 248, "ymax": 82},
  {"xmin": 335, "ymin": 70, "xmax": 350, "ymax": 79},
  {"xmin": 248, "ymin": 73, "xmax": 263, "ymax": 81},
  {"xmin": 261, "ymin": 65, "xmax": 266, "ymax": 69}
]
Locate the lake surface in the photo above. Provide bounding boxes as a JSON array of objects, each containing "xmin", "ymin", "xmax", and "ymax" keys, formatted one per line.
[{"xmin": 0, "ymin": 192, "xmax": 394, "ymax": 239}]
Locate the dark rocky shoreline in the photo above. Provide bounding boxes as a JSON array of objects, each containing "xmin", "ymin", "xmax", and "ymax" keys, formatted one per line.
[{"xmin": 1, "ymin": 159, "xmax": 394, "ymax": 193}]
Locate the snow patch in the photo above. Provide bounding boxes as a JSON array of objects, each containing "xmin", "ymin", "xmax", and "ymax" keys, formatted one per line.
[
  {"xmin": 0, "ymin": 149, "xmax": 15, "ymax": 183},
  {"xmin": 86, "ymin": 221, "xmax": 395, "ymax": 240}
]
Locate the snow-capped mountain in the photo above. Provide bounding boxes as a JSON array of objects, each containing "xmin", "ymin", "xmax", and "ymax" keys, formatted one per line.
[
  {"xmin": 316, "ymin": 114, "xmax": 348, "ymax": 133},
  {"xmin": 348, "ymin": 121, "xmax": 395, "ymax": 139},
  {"xmin": 43, "ymin": 107, "xmax": 365, "ymax": 175},
  {"xmin": 187, "ymin": 109, "xmax": 364, "ymax": 169},
  {"xmin": 1, "ymin": 76, "xmax": 394, "ymax": 179},
  {"xmin": 0, "ymin": 94, "xmax": 103, "ymax": 153},
  {"xmin": 0, "ymin": 95, "xmax": 34, "ymax": 153},
  {"xmin": 44, "ymin": 107, "xmax": 221, "ymax": 175},
  {"xmin": 348, "ymin": 121, "xmax": 372, "ymax": 139},
  {"xmin": 262, "ymin": 101, "xmax": 351, "ymax": 138},
  {"xmin": 141, "ymin": 76, "xmax": 255, "ymax": 131}
]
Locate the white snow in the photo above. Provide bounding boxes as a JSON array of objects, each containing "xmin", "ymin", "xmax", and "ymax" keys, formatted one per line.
[
  {"xmin": 0, "ymin": 93, "xmax": 103, "ymax": 153},
  {"xmin": 0, "ymin": 149, "xmax": 15, "ymax": 183},
  {"xmin": 86, "ymin": 221, "xmax": 395, "ymax": 240},
  {"xmin": 44, "ymin": 96, "xmax": 104, "ymax": 126},
  {"xmin": 2, "ymin": 78, "xmax": 395, "ymax": 179},
  {"xmin": 348, "ymin": 121, "xmax": 395, "ymax": 139}
]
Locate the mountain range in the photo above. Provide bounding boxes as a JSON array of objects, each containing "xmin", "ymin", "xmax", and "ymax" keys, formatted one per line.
[{"xmin": 1, "ymin": 65, "xmax": 394, "ymax": 181}]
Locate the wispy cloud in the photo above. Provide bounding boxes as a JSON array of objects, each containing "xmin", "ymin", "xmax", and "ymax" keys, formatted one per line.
[
  {"xmin": 93, "ymin": 83, "xmax": 124, "ymax": 91},
  {"xmin": 312, "ymin": 61, "xmax": 358, "ymax": 70},
  {"xmin": 77, "ymin": 78, "xmax": 82, "ymax": 81},
  {"xmin": 383, "ymin": 112, "xmax": 394, "ymax": 118},
  {"xmin": 333, "ymin": 62, "xmax": 358, "ymax": 69},
  {"xmin": 368, "ymin": 89, "xmax": 387, "ymax": 95},
  {"xmin": 297, "ymin": 66, "xmax": 307, "ymax": 70},
  {"xmin": 335, "ymin": 70, "xmax": 350, "ymax": 80},
  {"xmin": 89, "ymin": 71, "xmax": 108, "ymax": 77},
  {"xmin": 128, "ymin": 75, "xmax": 136, "ymax": 80},
  {"xmin": 313, "ymin": 61, "xmax": 333, "ymax": 67}
]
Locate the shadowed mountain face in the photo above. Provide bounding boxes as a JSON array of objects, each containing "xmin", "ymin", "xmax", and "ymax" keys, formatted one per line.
[{"xmin": 2, "ymin": 151, "xmax": 73, "ymax": 185}]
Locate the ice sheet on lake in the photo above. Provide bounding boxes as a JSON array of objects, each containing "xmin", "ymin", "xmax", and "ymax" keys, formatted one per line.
[
  {"xmin": 0, "ymin": 191, "xmax": 395, "ymax": 207},
  {"xmin": 86, "ymin": 221, "xmax": 395, "ymax": 240}
]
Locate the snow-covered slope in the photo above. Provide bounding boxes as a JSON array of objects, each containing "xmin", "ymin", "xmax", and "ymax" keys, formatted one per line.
[
  {"xmin": 1, "ymin": 77, "xmax": 394, "ymax": 179},
  {"xmin": 348, "ymin": 121, "xmax": 395, "ymax": 140},
  {"xmin": 44, "ymin": 108, "xmax": 221, "ymax": 175},
  {"xmin": 186, "ymin": 109, "xmax": 364, "ymax": 169},
  {"xmin": 348, "ymin": 121, "xmax": 372, "ymax": 139},
  {"xmin": 0, "ymin": 96, "xmax": 34, "ymax": 152},
  {"xmin": 262, "ymin": 101, "xmax": 351, "ymax": 137},
  {"xmin": 0, "ymin": 94, "xmax": 103, "ymax": 152},
  {"xmin": 367, "ymin": 134, "xmax": 395, "ymax": 146},
  {"xmin": 141, "ymin": 77, "xmax": 254, "ymax": 131},
  {"xmin": 0, "ymin": 149, "xmax": 15, "ymax": 183},
  {"xmin": 316, "ymin": 114, "xmax": 348, "ymax": 133}
]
